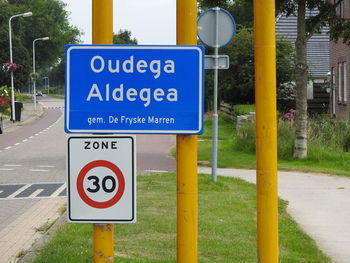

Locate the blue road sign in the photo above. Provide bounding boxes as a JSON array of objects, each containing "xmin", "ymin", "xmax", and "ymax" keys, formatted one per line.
[{"xmin": 65, "ymin": 45, "xmax": 204, "ymax": 134}]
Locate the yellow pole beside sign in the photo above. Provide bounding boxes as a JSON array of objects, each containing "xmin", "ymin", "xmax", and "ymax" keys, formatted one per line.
[
  {"xmin": 93, "ymin": 224, "xmax": 114, "ymax": 263},
  {"xmin": 176, "ymin": 0, "xmax": 198, "ymax": 262},
  {"xmin": 92, "ymin": 1, "xmax": 114, "ymax": 262},
  {"xmin": 254, "ymin": 0, "xmax": 279, "ymax": 262},
  {"xmin": 92, "ymin": 0, "xmax": 113, "ymax": 44}
]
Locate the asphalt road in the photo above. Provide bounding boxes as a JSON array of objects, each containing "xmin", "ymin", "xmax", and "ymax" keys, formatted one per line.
[
  {"xmin": 0, "ymin": 95, "xmax": 175, "ymax": 192},
  {"xmin": 0, "ymin": 98, "xmax": 65, "ymax": 184}
]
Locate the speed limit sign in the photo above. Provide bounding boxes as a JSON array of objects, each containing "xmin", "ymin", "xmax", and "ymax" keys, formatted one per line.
[{"xmin": 67, "ymin": 135, "xmax": 136, "ymax": 223}]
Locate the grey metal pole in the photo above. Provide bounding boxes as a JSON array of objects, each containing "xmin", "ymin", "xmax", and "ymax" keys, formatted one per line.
[
  {"xmin": 33, "ymin": 39, "xmax": 37, "ymax": 110},
  {"xmin": 8, "ymin": 12, "xmax": 32, "ymax": 122},
  {"xmin": 9, "ymin": 16, "xmax": 15, "ymax": 122},
  {"xmin": 212, "ymin": 7, "xmax": 220, "ymax": 183},
  {"xmin": 32, "ymin": 37, "xmax": 49, "ymax": 110}
]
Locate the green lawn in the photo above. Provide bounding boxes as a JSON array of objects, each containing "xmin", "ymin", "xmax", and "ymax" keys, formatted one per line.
[
  {"xmin": 199, "ymin": 118, "xmax": 350, "ymax": 176},
  {"xmin": 33, "ymin": 174, "xmax": 330, "ymax": 262},
  {"xmin": 47, "ymin": 94, "xmax": 64, "ymax": 99}
]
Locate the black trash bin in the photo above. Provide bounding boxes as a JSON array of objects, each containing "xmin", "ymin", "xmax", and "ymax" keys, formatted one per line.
[
  {"xmin": 10, "ymin": 101, "xmax": 23, "ymax": 122},
  {"xmin": 0, "ymin": 116, "xmax": 3, "ymax": 134}
]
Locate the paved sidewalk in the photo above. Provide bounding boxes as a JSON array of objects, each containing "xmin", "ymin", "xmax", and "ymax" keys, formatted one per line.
[
  {"xmin": 199, "ymin": 167, "xmax": 350, "ymax": 263},
  {"xmin": 0, "ymin": 198, "xmax": 66, "ymax": 263},
  {"xmin": 2, "ymin": 101, "xmax": 43, "ymax": 133},
  {"xmin": 0, "ymin": 101, "xmax": 67, "ymax": 263}
]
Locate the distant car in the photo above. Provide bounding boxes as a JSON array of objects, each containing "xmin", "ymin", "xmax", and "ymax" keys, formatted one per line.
[{"xmin": 36, "ymin": 91, "xmax": 43, "ymax": 96}]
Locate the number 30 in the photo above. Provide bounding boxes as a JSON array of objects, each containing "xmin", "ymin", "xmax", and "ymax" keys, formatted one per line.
[{"xmin": 87, "ymin": 175, "xmax": 116, "ymax": 193}]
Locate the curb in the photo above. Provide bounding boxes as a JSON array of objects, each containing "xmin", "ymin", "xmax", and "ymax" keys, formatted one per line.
[
  {"xmin": 18, "ymin": 208, "xmax": 67, "ymax": 263},
  {"xmin": 2, "ymin": 102, "xmax": 44, "ymax": 133}
]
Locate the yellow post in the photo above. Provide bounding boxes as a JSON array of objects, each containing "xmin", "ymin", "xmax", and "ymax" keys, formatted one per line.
[
  {"xmin": 176, "ymin": 0, "xmax": 198, "ymax": 262},
  {"xmin": 254, "ymin": 0, "xmax": 279, "ymax": 262},
  {"xmin": 92, "ymin": 1, "xmax": 114, "ymax": 262},
  {"xmin": 93, "ymin": 224, "xmax": 114, "ymax": 262},
  {"xmin": 92, "ymin": 0, "xmax": 113, "ymax": 44}
]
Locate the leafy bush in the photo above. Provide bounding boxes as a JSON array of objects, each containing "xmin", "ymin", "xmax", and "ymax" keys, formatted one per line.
[
  {"xmin": 15, "ymin": 93, "xmax": 31, "ymax": 101},
  {"xmin": 235, "ymin": 121, "xmax": 256, "ymax": 153},
  {"xmin": 50, "ymin": 86, "xmax": 64, "ymax": 95},
  {"xmin": 309, "ymin": 116, "xmax": 350, "ymax": 153},
  {"xmin": 278, "ymin": 120, "xmax": 295, "ymax": 159},
  {"xmin": 0, "ymin": 86, "xmax": 11, "ymax": 114},
  {"xmin": 233, "ymin": 104, "xmax": 255, "ymax": 116},
  {"xmin": 235, "ymin": 118, "xmax": 295, "ymax": 159},
  {"xmin": 234, "ymin": 113, "xmax": 350, "ymax": 160}
]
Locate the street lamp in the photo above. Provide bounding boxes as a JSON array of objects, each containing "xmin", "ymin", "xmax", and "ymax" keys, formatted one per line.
[
  {"xmin": 43, "ymin": 77, "xmax": 49, "ymax": 95},
  {"xmin": 32, "ymin": 37, "xmax": 49, "ymax": 110},
  {"xmin": 9, "ymin": 11, "xmax": 32, "ymax": 122}
]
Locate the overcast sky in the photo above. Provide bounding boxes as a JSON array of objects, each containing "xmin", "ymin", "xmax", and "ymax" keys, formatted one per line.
[{"xmin": 61, "ymin": 0, "xmax": 176, "ymax": 45}]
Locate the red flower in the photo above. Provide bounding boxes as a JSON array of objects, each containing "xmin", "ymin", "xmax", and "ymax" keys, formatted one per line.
[
  {"xmin": 0, "ymin": 95, "xmax": 10, "ymax": 112},
  {"xmin": 2, "ymin": 62, "xmax": 19, "ymax": 73}
]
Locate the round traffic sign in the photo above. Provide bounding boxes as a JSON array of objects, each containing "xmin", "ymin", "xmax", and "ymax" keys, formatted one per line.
[
  {"xmin": 76, "ymin": 160, "xmax": 125, "ymax": 209},
  {"xmin": 197, "ymin": 7, "xmax": 236, "ymax": 48}
]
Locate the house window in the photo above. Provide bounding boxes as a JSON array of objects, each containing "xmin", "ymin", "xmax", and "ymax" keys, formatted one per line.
[
  {"xmin": 344, "ymin": 62, "xmax": 348, "ymax": 102},
  {"xmin": 338, "ymin": 63, "xmax": 343, "ymax": 102},
  {"xmin": 338, "ymin": 62, "xmax": 347, "ymax": 103},
  {"xmin": 331, "ymin": 67, "xmax": 336, "ymax": 114},
  {"xmin": 336, "ymin": 0, "xmax": 345, "ymax": 18}
]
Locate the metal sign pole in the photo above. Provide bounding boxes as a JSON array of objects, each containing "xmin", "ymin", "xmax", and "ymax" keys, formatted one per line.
[
  {"xmin": 198, "ymin": 7, "xmax": 236, "ymax": 183},
  {"xmin": 92, "ymin": 1, "xmax": 114, "ymax": 262},
  {"xmin": 211, "ymin": 7, "xmax": 220, "ymax": 183}
]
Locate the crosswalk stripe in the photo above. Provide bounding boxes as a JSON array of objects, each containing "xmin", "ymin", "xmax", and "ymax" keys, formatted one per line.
[{"xmin": 7, "ymin": 184, "xmax": 33, "ymax": 199}]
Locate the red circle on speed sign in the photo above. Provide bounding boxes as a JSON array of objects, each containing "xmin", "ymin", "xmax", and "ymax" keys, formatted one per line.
[{"xmin": 76, "ymin": 160, "xmax": 125, "ymax": 209}]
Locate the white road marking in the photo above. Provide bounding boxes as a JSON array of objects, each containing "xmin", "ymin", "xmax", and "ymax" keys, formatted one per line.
[
  {"xmin": 0, "ymin": 168, "xmax": 14, "ymax": 171},
  {"xmin": 37, "ymin": 165, "xmax": 55, "ymax": 168},
  {"xmin": 28, "ymin": 189, "xmax": 44, "ymax": 198},
  {"xmin": 22, "ymin": 139, "xmax": 28, "ymax": 142},
  {"xmin": 29, "ymin": 169, "xmax": 49, "ymax": 172},
  {"xmin": 51, "ymin": 183, "xmax": 66, "ymax": 198},
  {"xmin": 29, "ymin": 136, "xmax": 34, "ymax": 139},
  {"xmin": 14, "ymin": 143, "xmax": 20, "ymax": 146},
  {"xmin": 7, "ymin": 184, "xmax": 33, "ymax": 198},
  {"xmin": 5, "ymin": 146, "xmax": 12, "ymax": 150},
  {"xmin": 4, "ymin": 164, "xmax": 22, "ymax": 167}
]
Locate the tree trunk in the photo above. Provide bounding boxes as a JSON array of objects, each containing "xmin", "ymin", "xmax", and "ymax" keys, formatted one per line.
[{"xmin": 294, "ymin": 0, "xmax": 308, "ymax": 158}]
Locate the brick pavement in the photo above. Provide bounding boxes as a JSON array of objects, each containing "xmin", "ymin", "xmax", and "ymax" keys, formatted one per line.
[
  {"xmin": 0, "ymin": 100, "xmax": 67, "ymax": 263},
  {"xmin": 0, "ymin": 199, "xmax": 40, "ymax": 232},
  {"xmin": 0, "ymin": 198, "xmax": 66, "ymax": 263}
]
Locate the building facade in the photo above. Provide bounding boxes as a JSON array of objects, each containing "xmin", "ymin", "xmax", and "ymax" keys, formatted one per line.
[
  {"xmin": 276, "ymin": 10, "xmax": 330, "ymax": 114},
  {"xmin": 329, "ymin": 0, "xmax": 350, "ymax": 119}
]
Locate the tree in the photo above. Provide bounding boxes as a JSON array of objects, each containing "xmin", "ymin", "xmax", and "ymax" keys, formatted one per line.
[
  {"xmin": 278, "ymin": 0, "xmax": 349, "ymax": 158},
  {"xmin": 0, "ymin": 0, "xmax": 81, "ymax": 90},
  {"xmin": 200, "ymin": 0, "xmax": 350, "ymax": 158},
  {"xmin": 48, "ymin": 59, "xmax": 64, "ymax": 93},
  {"xmin": 197, "ymin": 1, "xmax": 295, "ymax": 110},
  {"xmin": 198, "ymin": 0, "xmax": 254, "ymax": 27},
  {"xmin": 216, "ymin": 28, "xmax": 294, "ymax": 106},
  {"xmin": 113, "ymin": 30, "xmax": 137, "ymax": 45}
]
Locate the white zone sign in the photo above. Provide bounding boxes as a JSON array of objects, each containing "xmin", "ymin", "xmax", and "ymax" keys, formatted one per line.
[{"xmin": 67, "ymin": 135, "xmax": 136, "ymax": 223}]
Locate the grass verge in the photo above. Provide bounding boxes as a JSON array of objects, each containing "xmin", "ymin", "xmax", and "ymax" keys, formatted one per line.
[
  {"xmin": 199, "ymin": 118, "xmax": 350, "ymax": 176},
  {"xmin": 33, "ymin": 174, "xmax": 330, "ymax": 262},
  {"xmin": 48, "ymin": 94, "xmax": 64, "ymax": 99}
]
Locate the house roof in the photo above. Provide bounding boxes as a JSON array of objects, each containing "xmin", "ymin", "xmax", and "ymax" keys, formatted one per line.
[{"xmin": 276, "ymin": 10, "xmax": 330, "ymax": 79}]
